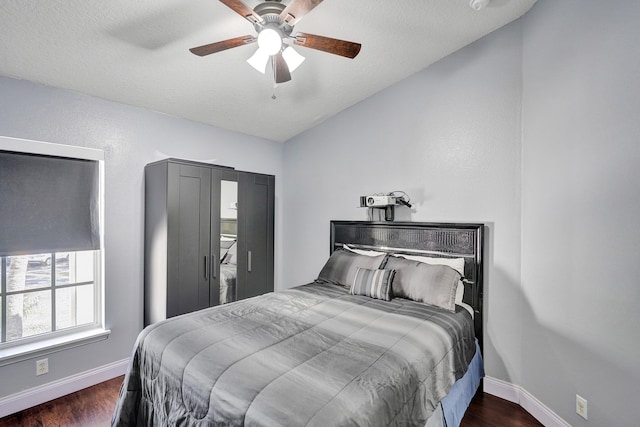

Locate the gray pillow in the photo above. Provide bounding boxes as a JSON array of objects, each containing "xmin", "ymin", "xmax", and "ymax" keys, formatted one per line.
[
  {"xmin": 317, "ymin": 249, "xmax": 387, "ymax": 286},
  {"xmin": 222, "ymin": 242, "xmax": 237, "ymax": 265},
  {"xmin": 220, "ymin": 238, "xmax": 236, "ymax": 260},
  {"xmin": 383, "ymin": 256, "xmax": 462, "ymax": 311},
  {"xmin": 349, "ymin": 267, "xmax": 395, "ymax": 301}
]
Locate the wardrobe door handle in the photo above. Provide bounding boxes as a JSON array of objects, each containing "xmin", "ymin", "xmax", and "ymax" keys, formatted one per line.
[
  {"xmin": 204, "ymin": 256, "xmax": 208, "ymax": 280},
  {"xmin": 248, "ymin": 251, "xmax": 252, "ymax": 272},
  {"xmin": 212, "ymin": 255, "xmax": 217, "ymax": 279}
]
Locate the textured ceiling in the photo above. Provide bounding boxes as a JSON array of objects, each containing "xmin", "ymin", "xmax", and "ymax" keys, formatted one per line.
[{"xmin": 0, "ymin": 0, "xmax": 536, "ymax": 142}]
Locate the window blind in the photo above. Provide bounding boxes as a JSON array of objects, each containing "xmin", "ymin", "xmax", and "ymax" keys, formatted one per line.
[{"xmin": 0, "ymin": 150, "xmax": 101, "ymax": 256}]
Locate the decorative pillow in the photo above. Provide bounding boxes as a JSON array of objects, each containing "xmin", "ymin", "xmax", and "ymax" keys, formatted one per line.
[
  {"xmin": 317, "ymin": 249, "xmax": 387, "ymax": 286},
  {"xmin": 349, "ymin": 268, "xmax": 395, "ymax": 301},
  {"xmin": 390, "ymin": 254, "xmax": 466, "ymax": 305},
  {"xmin": 220, "ymin": 236, "xmax": 236, "ymax": 260},
  {"xmin": 220, "ymin": 236, "xmax": 236, "ymax": 248},
  {"xmin": 343, "ymin": 244, "xmax": 387, "ymax": 257},
  {"xmin": 222, "ymin": 242, "xmax": 237, "ymax": 265},
  {"xmin": 383, "ymin": 256, "xmax": 462, "ymax": 311}
]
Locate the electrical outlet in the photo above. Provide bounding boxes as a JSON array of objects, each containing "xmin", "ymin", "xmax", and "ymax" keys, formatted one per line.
[
  {"xmin": 36, "ymin": 358, "xmax": 49, "ymax": 376},
  {"xmin": 576, "ymin": 394, "xmax": 588, "ymax": 420}
]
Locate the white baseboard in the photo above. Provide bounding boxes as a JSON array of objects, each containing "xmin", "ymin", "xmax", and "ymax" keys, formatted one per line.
[
  {"xmin": 0, "ymin": 358, "xmax": 129, "ymax": 418},
  {"xmin": 484, "ymin": 376, "xmax": 571, "ymax": 427}
]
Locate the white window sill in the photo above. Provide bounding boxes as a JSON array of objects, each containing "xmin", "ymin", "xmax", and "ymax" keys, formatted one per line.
[{"xmin": 0, "ymin": 328, "xmax": 111, "ymax": 367}]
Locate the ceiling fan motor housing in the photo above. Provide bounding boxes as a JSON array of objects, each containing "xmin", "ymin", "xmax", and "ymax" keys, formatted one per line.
[{"xmin": 253, "ymin": 1, "xmax": 293, "ymax": 38}]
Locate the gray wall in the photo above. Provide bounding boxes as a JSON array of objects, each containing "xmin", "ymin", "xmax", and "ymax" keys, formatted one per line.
[
  {"xmin": 283, "ymin": 0, "xmax": 640, "ymax": 425},
  {"xmin": 521, "ymin": 1, "xmax": 640, "ymax": 426},
  {"xmin": 0, "ymin": 75, "xmax": 283, "ymax": 397},
  {"xmin": 283, "ymin": 19, "xmax": 525, "ymax": 387}
]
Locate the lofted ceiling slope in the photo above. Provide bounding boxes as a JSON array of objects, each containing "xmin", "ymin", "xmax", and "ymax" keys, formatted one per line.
[{"xmin": 0, "ymin": 0, "xmax": 537, "ymax": 142}]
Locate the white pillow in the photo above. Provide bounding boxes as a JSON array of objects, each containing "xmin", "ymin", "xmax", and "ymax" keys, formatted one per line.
[
  {"xmin": 459, "ymin": 302, "xmax": 474, "ymax": 318},
  {"xmin": 343, "ymin": 244, "xmax": 387, "ymax": 257},
  {"xmin": 391, "ymin": 254, "xmax": 466, "ymax": 305}
]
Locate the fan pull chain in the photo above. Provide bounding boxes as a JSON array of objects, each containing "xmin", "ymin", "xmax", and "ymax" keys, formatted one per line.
[{"xmin": 271, "ymin": 83, "xmax": 277, "ymax": 100}]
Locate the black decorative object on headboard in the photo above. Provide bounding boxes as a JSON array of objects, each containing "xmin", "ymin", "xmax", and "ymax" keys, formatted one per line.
[{"xmin": 330, "ymin": 221, "xmax": 484, "ymax": 353}]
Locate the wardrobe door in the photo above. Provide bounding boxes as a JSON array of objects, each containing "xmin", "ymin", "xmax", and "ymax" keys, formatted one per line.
[
  {"xmin": 210, "ymin": 169, "xmax": 239, "ymax": 306},
  {"xmin": 237, "ymin": 172, "xmax": 274, "ymax": 300},
  {"xmin": 166, "ymin": 162, "xmax": 212, "ymax": 318}
]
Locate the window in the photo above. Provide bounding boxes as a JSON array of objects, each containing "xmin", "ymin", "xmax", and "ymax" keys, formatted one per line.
[{"xmin": 0, "ymin": 136, "xmax": 107, "ymax": 364}]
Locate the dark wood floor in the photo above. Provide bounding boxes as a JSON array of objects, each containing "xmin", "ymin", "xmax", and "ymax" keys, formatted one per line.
[
  {"xmin": 0, "ymin": 376, "xmax": 123, "ymax": 427},
  {"xmin": 460, "ymin": 392, "xmax": 543, "ymax": 427},
  {"xmin": 0, "ymin": 377, "xmax": 542, "ymax": 427}
]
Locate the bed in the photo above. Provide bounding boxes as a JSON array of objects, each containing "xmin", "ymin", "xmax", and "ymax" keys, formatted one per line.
[
  {"xmin": 112, "ymin": 221, "xmax": 484, "ymax": 427},
  {"xmin": 219, "ymin": 235, "xmax": 237, "ymax": 304},
  {"xmin": 219, "ymin": 218, "xmax": 238, "ymax": 304}
]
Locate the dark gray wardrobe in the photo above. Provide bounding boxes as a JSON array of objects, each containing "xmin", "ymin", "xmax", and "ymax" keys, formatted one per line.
[{"xmin": 144, "ymin": 158, "xmax": 274, "ymax": 325}]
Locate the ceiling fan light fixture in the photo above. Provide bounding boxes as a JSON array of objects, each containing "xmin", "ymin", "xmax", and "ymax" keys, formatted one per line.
[
  {"xmin": 247, "ymin": 48, "xmax": 270, "ymax": 74},
  {"xmin": 257, "ymin": 28, "xmax": 282, "ymax": 56},
  {"xmin": 191, "ymin": 0, "xmax": 362, "ymax": 85},
  {"xmin": 282, "ymin": 46, "xmax": 305, "ymax": 72}
]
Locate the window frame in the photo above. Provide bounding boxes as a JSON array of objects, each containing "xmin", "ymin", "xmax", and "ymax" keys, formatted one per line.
[{"xmin": 0, "ymin": 136, "xmax": 109, "ymax": 366}]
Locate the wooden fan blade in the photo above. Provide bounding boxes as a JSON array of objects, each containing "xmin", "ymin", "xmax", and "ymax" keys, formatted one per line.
[
  {"xmin": 190, "ymin": 35, "xmax": 256, "ymax": 56},
  {"xmin": 279, "ymin": 0, "xmax": 324, "ymax": 25},
  {"xmin": 273, "ymin": 53, "xmax": 291, "ymax": 84},
  {"xmin": 294, "ymin": 32, "xmax": 361, "ymax": 59},
  {"xmin": 219, "ymin": 0, "xmax": 263, "ymax": 24}
]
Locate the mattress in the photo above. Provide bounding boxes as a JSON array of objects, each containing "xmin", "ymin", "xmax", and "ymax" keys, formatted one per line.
[{"xmin": 112, "ymin": 281, "xmax": 477, "ymax": 426}]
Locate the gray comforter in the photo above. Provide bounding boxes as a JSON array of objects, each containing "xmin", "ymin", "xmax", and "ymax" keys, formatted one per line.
[{"xmin": 112, "ymin": 281, "xmax": 476, "ymax": 426}]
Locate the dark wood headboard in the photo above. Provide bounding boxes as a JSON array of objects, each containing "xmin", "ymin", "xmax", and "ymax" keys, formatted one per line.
[{"xmin": 330, "ymin": 221, "xmax": 484, "ymax": 351}]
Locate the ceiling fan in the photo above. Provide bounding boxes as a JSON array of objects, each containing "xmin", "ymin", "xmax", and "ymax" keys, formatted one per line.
[{"xmin": 189, "ymin": 0, "xmax": 361, "ymax": 84}]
